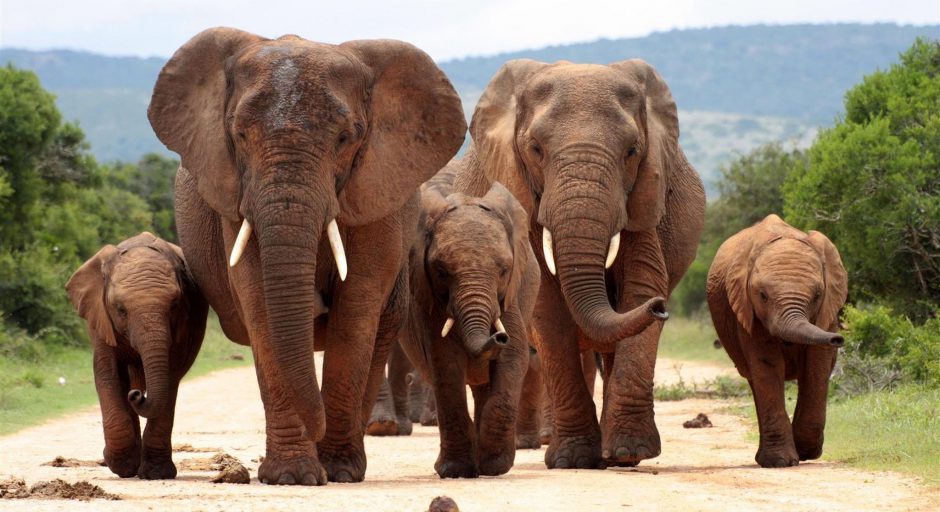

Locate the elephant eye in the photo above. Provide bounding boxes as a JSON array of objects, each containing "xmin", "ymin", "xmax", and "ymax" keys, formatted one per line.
[
  {"xmin": 336, "ymin": 130, "xmax": 351, "ymax": 148},
  {"xmin": 116, "ymin": 303, "xmax": 128, "ymax": 318},
  {"xmin": 627, "ymin": 146, "xmax": 638, "ymax": 157},
  {"xmin": 759, "ymin": 290, "xmax": 768, "ymax": 303},
  {"xmin": 813, "ymin": 290, "xmax": 822, "ymax": 302},
  {"xmin": 530, "ymin": 142, "xmax": 543, "ymax": 160}
]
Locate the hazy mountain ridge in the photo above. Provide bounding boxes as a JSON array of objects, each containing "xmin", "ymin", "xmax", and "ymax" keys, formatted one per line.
[{"xmin": 2, "ymin": 23, "xmax": 935, "ymax": 191}]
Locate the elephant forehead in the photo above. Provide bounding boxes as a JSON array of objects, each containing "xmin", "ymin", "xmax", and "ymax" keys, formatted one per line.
[
  {"xmin": 433, "ymin": 210, "xmax": 511, "ymax": 257},
  {"xmin": 530, "ymin": 64, "xmax": 638, "ymax": 101},
  {"xmin": 754, "ymin": 239, "xmax": 823, "ymax": 275}
]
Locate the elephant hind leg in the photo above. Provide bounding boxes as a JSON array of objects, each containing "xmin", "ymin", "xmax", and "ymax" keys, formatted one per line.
[
  {"xmin": 516, "ymin": 352, "xmax": 543, "ymax": 450},
  {"xmin": 365, "ymin": 375, "xmax": 400, "ymax": 436}
]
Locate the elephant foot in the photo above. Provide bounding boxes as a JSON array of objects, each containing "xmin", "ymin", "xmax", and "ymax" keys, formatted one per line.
[
  {"xmin": 420, "ymin": 407, "xmax": 438, "ymax": 426},
  {"xmin": 515, "ymin": 432, "xmax": 542, "ymax": 450},
  {"xmin": 478, "ymin": 446, "xmax": 514, "ymax": 476},
  {"xmin": 545, "ymin": 434, "xmax": 605, "ymax": 470},
  {"xmin": 258, "ymin": 453, "xmax": 327, "ymax": 485},
  {"xmin": 435, "ymin": 454, "xmax": 479, "ymax": 479},
  {"xmin": 104, "ymin": 447, "xmax": 140, "ymax": 478},
  {"xmin": 601, "ymin": 431, "xmax": 662, "ymax": 467},
  {"xmin": 538, "ymin": 425, "xmax": 553, "ymax": 446},
  {"xmin": 795, "ymin": 441, "xmax": 823, "ymax": 461},
  {"xmin": 365, "ymin": 418, "xmax": 399, "ymax": 436},
  {"xmin": 756, "ymin": 445, "xmax": 800, "ymax": 468},
  {"xmin": 319, "ymin": 443, "xmax": 367, "ymax": 483},
  {"xmin": 396, "ymin": 415, "xmax": 414, "ymax": 436},
  {"xmin": 138, "ymin": 457, "xmax": 177, "ymax": 480}
]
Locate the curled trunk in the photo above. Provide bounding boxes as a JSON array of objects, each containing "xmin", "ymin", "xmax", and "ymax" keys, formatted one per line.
[
  {"xmin": 453, "ymin": 294, "xmax": 506, "ymax": 360},
  {"xmin": 128, "ymin": 323, "xmax": 171, "ymax": 419}
]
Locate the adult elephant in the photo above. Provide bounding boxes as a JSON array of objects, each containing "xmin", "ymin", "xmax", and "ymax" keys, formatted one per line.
[
  {"xmin": 148, "ymin": 28, "xmax": 465, "ymax": 485},
  {"xmin": 451, "ymin": 59, "xmax": 705, "ymax": 468}
]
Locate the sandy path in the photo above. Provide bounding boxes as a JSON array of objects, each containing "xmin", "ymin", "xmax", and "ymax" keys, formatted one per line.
[{"xmin": 0, "ymin": 357, "xmax": 935, "ymax": 511}]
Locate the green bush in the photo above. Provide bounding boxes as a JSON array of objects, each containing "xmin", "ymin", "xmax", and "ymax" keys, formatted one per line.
[{"xmin": 0, "ymin": 245, "xmax": 83, "ymax": 341}]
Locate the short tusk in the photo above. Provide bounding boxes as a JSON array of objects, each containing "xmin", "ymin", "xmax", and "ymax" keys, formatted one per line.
[
  {"xmin": 605, "ymin": 232, "xmax": 621, "ymax": 269},
  {"xmin": 229, "ymin": 219, "xmax": 252, "ymax": 267},
  {"xmin": 327, "ymin": 219, "xmax": 348, "ymax": 282},
  {"xmin": 542, "ymin": 227, "xmax": 557, "ymax": 276},
  {"xmin": 494, "ymin": 318, "xmax": 506, "ymax": 334},
  {"xmin": 441, "ymin": 317, "xmax": 455, "ymax": 338}
]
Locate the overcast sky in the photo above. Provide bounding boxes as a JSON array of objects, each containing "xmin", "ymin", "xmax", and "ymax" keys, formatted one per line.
[{"xmin": 2, "ymin": 0, "xmax": 937, "ymax": 61}]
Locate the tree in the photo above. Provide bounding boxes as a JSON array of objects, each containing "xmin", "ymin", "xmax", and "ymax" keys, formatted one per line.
[{"xmin": 784, "ymin": 39, "xmax": 940, "ymax": 320}]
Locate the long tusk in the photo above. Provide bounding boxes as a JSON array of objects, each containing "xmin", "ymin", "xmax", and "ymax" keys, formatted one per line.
[
  {"xmin": 605, "ymin": 232, "xmax": 621, "ymax": 269},
  {"xmin": 327, "ymin": 219, "xmax": 348, "ymax": 282},
  {"xmin": 229, "ymin": 219, "xmax": 252, "ymax": 267},
  {"xmin": 441, "ymin": 317, "xmax": 455, "ymax": 338},
  {"xmin": 542, "ymin": 227, "xmax": 557, "ymax": 276},
  {"xmin": 494, "ymin": 318, "xmax": 506, "ymax": 334}
]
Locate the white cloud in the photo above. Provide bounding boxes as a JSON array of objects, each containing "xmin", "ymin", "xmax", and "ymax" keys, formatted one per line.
[{"xmin": 1, "ymin": 0, "xmax": 937, "ymax": 60}]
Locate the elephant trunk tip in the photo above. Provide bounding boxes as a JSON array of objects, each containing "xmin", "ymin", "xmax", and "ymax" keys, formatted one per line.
[
  {"xmin": 128, "ymin": 389, "xmax": 144, "ymax": 406},
  {"xmin": 829, "ymin": 334, "xmax": 845, "ymax": 347},
  {"xmin": 648, "ymin": 297, "xmax": 669, "ymax": 321}
]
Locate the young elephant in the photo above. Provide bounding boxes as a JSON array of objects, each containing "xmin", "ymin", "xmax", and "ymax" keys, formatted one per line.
[
  {"xmin": 706, "ymin": 215, "xmax": 848, "ymax": 468},
  {"xmin": 66, "ymin": 232, "xmax": 209, "ymax": 479},
  {"xmin": 399, "ymin": 172, "xmax": 541, "ymax": 478}
]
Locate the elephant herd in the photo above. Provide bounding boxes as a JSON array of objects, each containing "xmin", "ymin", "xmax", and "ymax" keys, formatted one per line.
[{"xmin": 65, "ymin": 27, "xmax": 848, "ymax": 485}]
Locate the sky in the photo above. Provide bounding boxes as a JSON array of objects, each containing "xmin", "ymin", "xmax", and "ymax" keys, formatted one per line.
[{"xmin": 1, "ymin": 0, "xmax": 937, "ymax": 61}]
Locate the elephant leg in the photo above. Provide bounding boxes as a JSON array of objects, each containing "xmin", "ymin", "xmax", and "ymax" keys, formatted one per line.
[
  {"xmin": 744, "ymin": 334, "xmax": 798, "ymax": 468},
  {"xmin": 477, "ymin": 308, "xmax": 529, "ymax": 475},
  {"xmin": 420, "ymin": 384, "xmax": 438, "ymax": 426},
  {"xmin": 389, "ymin": 340, "xmax": 414, "ymax": 435},
  {"xmin": 792, "ymin": 345, "xmax": 838, "ymax": 461},
  {"xmin": 138, "ymin": 379, "xmax": 180, "ymax": 480},
  {"xmin": 516, "ymin": 348, "xmax": 543, "ymax": 449},
  {"xmin": 581, "ymin": 350, "xmax": 598, "ymax": 398},
  {"xmin": 535, "ymin": 280, "xmax": 604, "ymax": 470},
  {"xmin": 431, "ymin": 337, "xmax": 478, "ymax": 479},
  {"xmin": 365, "ymin": 374, "xmax": 399, "ymax": 436},
  {"xmin": 408, "ymin": 370, "xmax": 427, "ymax": 423},
  {"xmin": 94, "ymin": 347, "xmax": 141, "ymax": 478},
  {"xmin": 538, "ymin": 381, "xmax": 554, "ymax": 446},
  {"xmin": 319, "ymin": 218, "xmax": 405, "ymax": 483},
  {"xmin": 602, "ymin": 229, "xmax": 668, "ymax": 467},
  {"xmin": 252, "ymin": 341, "xmax": 327, "ymax": 485}
]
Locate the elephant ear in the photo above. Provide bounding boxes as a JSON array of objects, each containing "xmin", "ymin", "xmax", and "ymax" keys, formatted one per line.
[
  {"xmin": 479, "ymin": 181, "xmax": 531, "ymax": 309},
  {"xmin": 148, "ymin": 27, "xmax": 265, "ymax": 222},
  {"xmin": 609, "ymin": 59, "xmax": 680, "ymax": 232},
  {"xmin": 469, "ymin": 59, "xmax": 550, "ymax": 207},
  {"xmin": 338, "ymin": 40, "xmax": 467, "ymax": 226},
  {"xmin": 721, "ymin": 229, "xmax": 757, "ymax": 334},
  {"xmin": 806, "ymin": 230, "xmax": 848, "ymax": 330},
  {"xmin": 66, "ymin": 245, "xmax": 119, "ymax": 347}
]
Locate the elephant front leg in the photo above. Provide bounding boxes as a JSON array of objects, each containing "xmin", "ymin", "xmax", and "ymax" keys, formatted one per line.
[
  {"xmin": 477, "ymin": 308, "xmax": 530, "ymax": 475},
  {"xmin": 388, "ymin": 340, "xmax": 415, "ymax": 435},
  {"xmin": 93, "ymin": 347, "xmax": 141, "ymax": 478},
  {"xmin": 431, "ymin": 338, "xmax": 478, "ymax": 478},
  {"xmin": 601, "ymin": 229, "xmax": 668, "ymax": 467},
  {"xmin": 365, "ymin": 375, "xmax": 399, "ymax": 436},
  {"xmin": 138, "ymin": 378, "xmax": 180, "ymax": 480},
  {"xmin": 745, "ymin": 335, "xmax": 798, "ymax": 468},
  {"xmin": 516, "ymin": 347, "xmax": 543, "ymax": 449},
  {"xmin": 792, "ymin": 345, "xmax": 838, "ymax": 461}
]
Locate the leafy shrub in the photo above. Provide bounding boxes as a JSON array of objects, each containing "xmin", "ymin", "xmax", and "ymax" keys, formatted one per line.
[{"xmin": 0, "ymin": 245, "xmax": 83, "ymax": 342}]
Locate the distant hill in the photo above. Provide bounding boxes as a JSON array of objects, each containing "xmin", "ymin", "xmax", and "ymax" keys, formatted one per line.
[{"xmin": 2, "ymin": 23, "xmax": 936, "ymax": 192}]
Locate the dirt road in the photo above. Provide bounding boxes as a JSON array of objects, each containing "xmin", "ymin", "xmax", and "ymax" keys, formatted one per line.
[{"xmin": 1, "ymin": 357, "xmax": 935, "ymax": 511}]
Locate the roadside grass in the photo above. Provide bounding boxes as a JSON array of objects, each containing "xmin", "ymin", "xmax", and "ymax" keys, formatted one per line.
[
  {"xmin": 658, "ymin": 315, "xmax": 730, "ymax": 364},
  {"xmin": 0, "ymin": 315, "xmax": 251, "ymax": 436}
]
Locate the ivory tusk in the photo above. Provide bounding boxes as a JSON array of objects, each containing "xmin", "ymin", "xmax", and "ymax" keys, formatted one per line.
[
  {"xmin": 229, "ymin": 219, "xmax": 252, "ymax": 267},
  {"xmin": 441, "ymin": 317, "xmax": 455, "ymax": 338},
  {"xmin": 542, "ymin": 227, "xmax": 557, "ymax": 276},
  {"xmin": 494, "ymin": 318, "xmax": 506, "ymax": 334},
  {"xmin": 327, "ymin": 219, "xmax": 348, "ymax": 282},
  {"xmin": 605, "ymin": 232, "xmax": 621, "ymax": 269}
]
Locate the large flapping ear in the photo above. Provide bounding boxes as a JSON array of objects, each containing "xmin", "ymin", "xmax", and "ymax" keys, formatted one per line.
[
  {"xmin": 338, "ymin": 40, "xmax": 467, "ymax": 226},
  {"xmin": 469, "ymin": 59, "xmax": 549, "ymax": 205},
  {"xmin": 479, "ymin": 181, "xmax": 531, "ymax": 309},
  {"xmin": 806, "ymin": 230, "xmax": 849, "ymax": 330},
  {"xmin": 717, "ymin": 228, "xmax": 758, "ymax": 334},
  {"xmin": 609, "ymin": 59, "xmax": 680, "ymax": 232},
  {"xmin": 148, "ymin": 27, "xmax": 265, "ymax": 222},
  {"xmin": 66, "ymin": 245, "xmax": 119, "ymax": 347}
]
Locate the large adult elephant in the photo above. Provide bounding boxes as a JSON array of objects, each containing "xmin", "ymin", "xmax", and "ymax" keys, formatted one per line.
[
  {"xmin": 148, "ymin": 28, "xmax": 466, "ymax": 485},
  {"xmin": 451, "ymin": 59, "xmax": 705, "ymax": 468}
]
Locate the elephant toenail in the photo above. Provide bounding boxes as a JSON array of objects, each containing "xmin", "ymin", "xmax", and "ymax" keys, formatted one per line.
[{"xmin": 277, "ymin": 474, "xmax": 296, "ymax": 485}]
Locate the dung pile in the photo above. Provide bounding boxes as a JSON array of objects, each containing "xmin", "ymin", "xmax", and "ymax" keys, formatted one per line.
[
  {"xmin": 42, "ymin": 456, "xmax": 105, "ymax": 468},
  {"xmin": 1, "ymin": 476, "xmax": 119, "ymax": 501},
  {"xmin": 179, "ymin": 452, "xmax": 250, "ymax": 484},
  {"xmin": 683, "ymin": 413, "xmax": 714, "ymax": 428}
]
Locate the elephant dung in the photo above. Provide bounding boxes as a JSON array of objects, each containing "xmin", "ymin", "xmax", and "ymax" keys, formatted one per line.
[
  {"xmin": 683, "ymin": 413, "xmax": 713, "ymax": 428},
  {"xmin": 428, "ymin": 496, "xmax": 460, "ymax": 512}
]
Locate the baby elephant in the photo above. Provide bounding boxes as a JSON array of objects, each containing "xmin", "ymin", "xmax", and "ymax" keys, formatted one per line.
[
  {"xmin": 399, "ymin": 172, "xmax": 540, "ymax": 478},
  {"xmin": 706, "ymin": 215, "xmax": 848, "ymax": 468},
  {"xmin": 67, "ymin": 232, "xmax": 208, "ymax": 479}
]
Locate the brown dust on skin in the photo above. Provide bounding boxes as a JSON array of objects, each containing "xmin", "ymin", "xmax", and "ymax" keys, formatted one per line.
[{"xmin": 0, "ymin": 355, "xmax": 937, "ymax": 511}]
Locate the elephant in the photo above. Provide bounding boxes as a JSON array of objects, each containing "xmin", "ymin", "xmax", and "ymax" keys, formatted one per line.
[
  {"xmin": 366, "ymin": 340, "xmax": 438, "ymax": 436},
  {"xmin": 66, "ymin": 232, "xmax": 208, "ymax": 480},
  {"xmin": 147, "ymin": 27, "xmax": 465, "ymax": 485},
  {"xmin": 396, "ymin": 169, "xmax": 541, "ymax": 478},
  {"xmin": 449, "ymin": 58, "xmax": 705, "ymax": 469},
  {"xmin": 706, "ymin": 214, "xmax": 848, "ymax": 468}
]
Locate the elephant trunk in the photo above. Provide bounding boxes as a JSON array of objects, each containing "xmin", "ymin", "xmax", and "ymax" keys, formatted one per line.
[
  {"xmin": 255, "ymin": 174, "xmax": 332, "ymax": 442},
  {"xmin": 769, "ymin": 313, "xmax": 844, "ymax": 347},
  {"xmin": 546, "ymin": 163, "xmax": 667, "ymax": 349},
  {"xmin": 453, "ymin": 288, "xmax": 507, "ymax": 360},
  {"xmin": 128, "ymin": 317, "xmax": 171, "ymax": 419}
]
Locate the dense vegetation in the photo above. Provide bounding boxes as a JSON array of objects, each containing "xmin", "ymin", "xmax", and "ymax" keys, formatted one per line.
[
  {"xmin": 0, "ymin": 64, "xmax": 177, "ymax": 354},
  {"xmin": 672, "ymin": 39, "xmax": 940, "ymax": 392}
]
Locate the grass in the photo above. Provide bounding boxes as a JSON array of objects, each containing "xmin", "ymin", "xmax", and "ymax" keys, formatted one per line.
[
  {"xmin": 654, "ymin": 374, "xmax": 751, "ymax": 401},
  {"xmin": 658, "ymin": 315, "xmax": 732, "ymax": 364},
  {"xmin": 0, "ymin": 315, "xmax": 251, "ymax": 435}
]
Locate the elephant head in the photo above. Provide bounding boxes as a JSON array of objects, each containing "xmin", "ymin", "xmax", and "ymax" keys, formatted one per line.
[
  {"xmin": 148, "ymin": 28, "xmax": 466, "ymax": 435},
  {"xmin": 724, "ymin": 215, "xmax": 847, "ymax": 346},
  {"xmin": 468, "ymin": 59, "xmax": 674, "ymax": 345},
  {"xmin": 418, "ymin": 182, "xmax": 531, "ymax": 360},
  {"xmin": 67, "ymin": 233, "xmax": 199, "ymax": 419}
]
